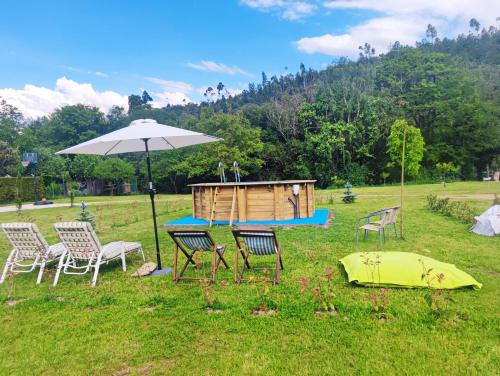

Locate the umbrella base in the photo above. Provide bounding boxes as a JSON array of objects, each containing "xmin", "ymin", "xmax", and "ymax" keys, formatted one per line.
[{"xmin": 149, "ymin": 267, "xmax": 173, "ymax": 276}]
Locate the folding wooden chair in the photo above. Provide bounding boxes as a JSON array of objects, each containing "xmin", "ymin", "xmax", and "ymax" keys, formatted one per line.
[
  {"xmin": 232, "ymin": 228, "xmax": 283, "ymax": 285},
  {"xmin": 168, "ymin": 230, "xmax": 229, "ymax": 283}
]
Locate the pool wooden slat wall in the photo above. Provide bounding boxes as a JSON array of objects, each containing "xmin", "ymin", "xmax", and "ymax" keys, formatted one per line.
[{"xmin": 189, "ymin": 180, "xmax": 316, "ymax": 222}]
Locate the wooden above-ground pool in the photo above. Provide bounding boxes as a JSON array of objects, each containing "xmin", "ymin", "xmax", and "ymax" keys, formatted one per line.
[{"xmin": 189, "ymin": 180, "xmax": 316, "ymax": 225}]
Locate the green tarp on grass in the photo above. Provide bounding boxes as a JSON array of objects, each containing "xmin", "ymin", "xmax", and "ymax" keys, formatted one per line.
[{"xmin": 339, "ymin": 252, "xmax": 482, "ymax": 290}]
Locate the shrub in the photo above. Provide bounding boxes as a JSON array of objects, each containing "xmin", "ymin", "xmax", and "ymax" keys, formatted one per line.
[
  {"xmin": 426, "ymin": 194, "xmax": 475, "ymax": 224},
  {"xmin": 0, "ymin": 177, "xmax": 44, "ymax": 203},
  {"xmin": 45, "ymin": 182, "xmax": 64, "ymax": 199}
]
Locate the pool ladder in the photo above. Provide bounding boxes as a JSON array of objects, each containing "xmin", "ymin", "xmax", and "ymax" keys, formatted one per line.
[{"xmin": 209, "ymin": 185, "xmax": 237, "ymax": 227}]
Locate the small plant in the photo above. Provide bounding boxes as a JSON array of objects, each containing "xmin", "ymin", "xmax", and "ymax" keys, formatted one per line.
[
  {"xmin": 361, "ymin": 253, "xmax": 382, "ymax": 285},
  {"xmin": 380, "ymin": 171, "xmax": 390, "ymax": 186},
  {"xmin": 67, "ymin": 181, "xmax": 79, "ymax": 207},
  {"xmin": 250, "ymin": 270, "xmax": 276, "ymax": 315},
  {"xmin": 193, "ymin": 252, "xmax": 204, "ymax": 270},
  {"xmin": 435, "ymin": 162, "xmax": 459, "ymax": 187},
  {"xmin": 299, "ymin": 267, "xmax": 337, "ymax": 315},
  {"xmin": 15, "ymin": 171, "xmax": 23, "ymax": 215},
  {"xmin": 201, "ymin": 281, "xmax": 223, "ymax": 312},
  {"xmin": 369, "ymin": 288, "xmax": 390, "ymax": 320},
  {"xmin": 76, "ymin": 202, "xmax": 95, "ymax": 227},
  {"xmin": 360, "ymin": 253, "xmax": 390, "ymax": 319},
  {"xmin": 419, "ymin": 259, "xmax": 453, "ymax": 317}
]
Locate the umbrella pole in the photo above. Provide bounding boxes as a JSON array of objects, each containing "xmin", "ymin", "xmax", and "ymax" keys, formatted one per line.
[{"xmin": 143, "ymin": 138, "xmax": 171, "ymax": 276}]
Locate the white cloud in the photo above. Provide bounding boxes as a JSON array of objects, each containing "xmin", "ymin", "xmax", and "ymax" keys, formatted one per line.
[
  {"xmin": 145, "ymin": 77, "xmax": 193, "ymax": 93},
  {"xmin": 241, "ymin": 0, "xmax": 316, "ymax": 20},
  {"xmin": 146, "ymin": 77, "xmax": 193, "ymax": 107},
  {"xmin": 0, "ymin": 77, "xmax": 128, "ymax": 119},
  {"xmin": 64, "ymin": 65, "xmax": 110, "ymax": 78},
  {"xmin": 296, "ymin": 0, "xmax": 500, "ymax": 57},
  {"xmin": 297, "ymin": 16, "xmax": 426, "ymax": 57},
  {"xmin": 187, "ymin": 60, "xmax": 252, "ymax": 77}
]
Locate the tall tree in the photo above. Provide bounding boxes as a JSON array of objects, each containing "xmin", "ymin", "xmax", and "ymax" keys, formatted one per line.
[{"xmin": 387, "ymin": 119, "xmax": 425, "ymax": 238}]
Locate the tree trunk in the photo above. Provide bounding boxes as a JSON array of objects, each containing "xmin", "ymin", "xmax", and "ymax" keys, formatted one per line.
[{"xmin": 400, "ymin": 126, "xmax": 407, "ymax": 239}]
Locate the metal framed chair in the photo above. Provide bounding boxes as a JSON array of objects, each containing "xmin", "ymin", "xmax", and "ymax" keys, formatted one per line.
[
  {"xmin": 355, "ymin": 206, "xmax": 400, "ymax": 245},
  {"xmin": 232, "ymin": 228, "xmax": 283, "ymax": 285},
  {"xmin": 1, "ymin": 223, "xmax": 66, "ymax": 285},
  {"xmin": 167, "ymin": 230, "xmax": 229, "ymax": 283},
  {"xmin": 53, "ymin": 222, "xmax": 144, "ymax": 287}
]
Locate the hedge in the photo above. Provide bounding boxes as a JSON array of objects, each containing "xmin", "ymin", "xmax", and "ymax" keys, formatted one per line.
[
  {"xmin": 0, "ymin": 177, "xmax": 45, "ymax": 203},
  {"xmin": 426, "ymin": 194, "xmax": 475, "ymax": 224}
]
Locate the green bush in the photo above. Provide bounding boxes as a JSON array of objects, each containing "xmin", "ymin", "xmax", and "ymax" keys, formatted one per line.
[
  {"xmin": 426, "ymin": 194, "xmax": 475, "ymax": 224},
  {"xmin": 45, "ymin": 181, "xmax": 64, "ymax": 199},
  {"xmin": 0, "ymin": 177, "xmax": 44, "ymax": 203}
]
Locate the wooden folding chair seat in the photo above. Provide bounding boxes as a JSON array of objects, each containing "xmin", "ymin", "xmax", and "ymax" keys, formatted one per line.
[
  {"xmin": 168, "ymin": 230, "xmax": 229, "ymax": 283},
  {"xmin": 232, "ymin": 229, "xmax": 283, "ymax": 285}
]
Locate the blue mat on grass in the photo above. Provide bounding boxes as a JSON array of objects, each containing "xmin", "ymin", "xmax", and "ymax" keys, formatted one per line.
[{"xmin": 164, "ymin": 209, "xmax": 330, "ymax": 226}]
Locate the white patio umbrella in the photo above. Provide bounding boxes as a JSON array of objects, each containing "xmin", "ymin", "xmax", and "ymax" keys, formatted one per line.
[{"xmin": 57, "ymin": 118, "xmax": 222, "ymax": 275}]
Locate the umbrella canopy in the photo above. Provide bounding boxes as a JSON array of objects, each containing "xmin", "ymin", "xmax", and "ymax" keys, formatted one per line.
[
  {"xmin": 56, "ymin": 118, "xmax": 222, "ymax": 155},
  {"xmin": 56, "ymin": 118, "xmax": 223, "ymax": 275}
]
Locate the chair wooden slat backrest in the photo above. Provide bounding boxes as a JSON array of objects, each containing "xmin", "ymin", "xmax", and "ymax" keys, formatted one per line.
[
  {"xmin": 54, "ymin": 222, "xmax": 102, "ymax": 260},
  {"xmin": 1, "ymin": 223, "xmax": 49, "ymax": 259}
]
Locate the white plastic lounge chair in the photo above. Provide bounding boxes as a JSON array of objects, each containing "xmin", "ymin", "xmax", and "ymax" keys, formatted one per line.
[
  {"xmin": 53, "ymin": 222, "xmax": 144, "ymax": 287},
  {"xmin": 1, "ymin": 223, "xmax": 66, "ymax": 284}
]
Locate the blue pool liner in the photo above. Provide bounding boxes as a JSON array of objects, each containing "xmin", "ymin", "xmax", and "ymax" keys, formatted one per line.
[{"xmin": 164, "ymin": 208, "xmax": 330, "ymax": 226}]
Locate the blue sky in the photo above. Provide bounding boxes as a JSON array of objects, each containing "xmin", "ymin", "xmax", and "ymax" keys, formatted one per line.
[{"xmin": 0, "ymin": 0, "xmax": 496, "ymax": 118}]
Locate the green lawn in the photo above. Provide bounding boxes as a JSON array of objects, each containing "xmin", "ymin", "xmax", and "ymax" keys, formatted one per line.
[{"xmin": 0, "ymin": 182, "xmax": 499, "ymax": 375}]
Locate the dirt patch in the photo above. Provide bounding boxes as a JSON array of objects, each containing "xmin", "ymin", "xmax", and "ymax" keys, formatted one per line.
[
  {"xmin": 139, "ymin": 305, "xmax": 156, "ymax": 312},
  {"xmin": 252, "ymin": 309, "xmax": 277, "ymax": 316},
  {"xmin": 5, "ymin": 299, "xmax": 26, "ymax": 306},
  {"xmin": 112, "ymin": 362, "xmax": 154, "ymax": 376},
  {"xmin": 438, "ymin": 194, "xmax": 496, "ymax": 200},
  {"xmin": 206, "ymin": 308, "xmax": 224, "ymax": 314},
  {"xmin": 315, "ymin": 309, "xmax": 338, "ymax": 316},
  {"xmin": 112, "ymin": 366, "xmax": 131, "ymax": 376}
]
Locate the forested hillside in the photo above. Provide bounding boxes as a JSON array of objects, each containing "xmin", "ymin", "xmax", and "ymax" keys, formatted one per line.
[{"xmin": 1, "ymin": 22, "xmax": 499, "ymax": 194}]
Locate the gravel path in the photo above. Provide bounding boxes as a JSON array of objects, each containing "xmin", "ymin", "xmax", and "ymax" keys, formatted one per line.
[{"xmin": 0, "ymin": 198, "xmax": 186, "ymax": 213}]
